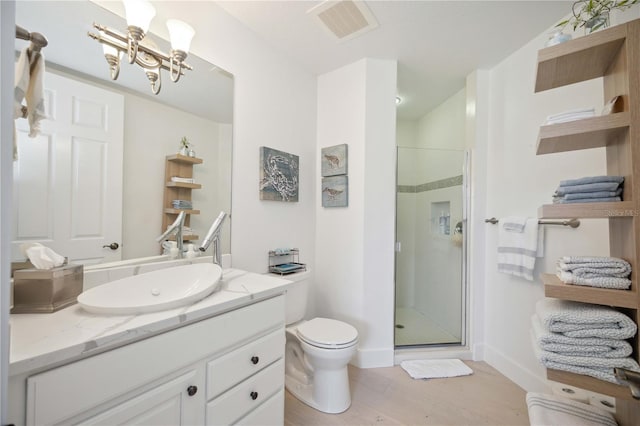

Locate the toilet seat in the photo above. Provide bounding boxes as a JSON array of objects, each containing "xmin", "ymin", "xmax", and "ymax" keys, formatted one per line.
[{"xmin": 296, "ymin": 318, "xmax": 358, "ymax": 349}]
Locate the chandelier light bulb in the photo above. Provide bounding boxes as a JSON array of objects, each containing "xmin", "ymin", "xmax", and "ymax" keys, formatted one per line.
[
  {"xmin": 123, "ymin": 0, "xmax": 156, "ymax": 33},
  {"xmin": 166, "ymin": 19, "xmax": 195, "ymax": 53}
]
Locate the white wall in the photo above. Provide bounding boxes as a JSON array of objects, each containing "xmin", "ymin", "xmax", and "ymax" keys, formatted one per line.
[
  {"xmin": 479, "ymin": 27, "xmax": 611, "ymax": 391},
  {"xmin": 316, "ymin": 58, "xmax": 397, "ymax": 368}
]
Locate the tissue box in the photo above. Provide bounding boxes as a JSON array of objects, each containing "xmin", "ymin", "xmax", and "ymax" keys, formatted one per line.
[{"xmin": 11, "ymin": 264, "xmax": 83, "ymax": 313}]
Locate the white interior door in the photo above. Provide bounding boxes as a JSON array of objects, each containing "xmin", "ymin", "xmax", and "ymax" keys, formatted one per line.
[{"xmin": 13, "ymin": 71, "xmax": 124, "ymax": 264}]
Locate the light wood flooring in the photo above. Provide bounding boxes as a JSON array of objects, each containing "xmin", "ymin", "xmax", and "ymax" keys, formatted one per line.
[{"xmin": 285, "ymin": 361, "xmax": 529, "ymax": 426}]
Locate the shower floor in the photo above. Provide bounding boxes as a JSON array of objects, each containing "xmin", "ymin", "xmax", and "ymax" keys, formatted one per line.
[{"xmin": 394, "ymin": 307, "xmax": 460, "ymax": 346}]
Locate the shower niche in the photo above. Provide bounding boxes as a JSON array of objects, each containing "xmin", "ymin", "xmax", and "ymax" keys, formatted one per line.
[{"xmin": 431, "ymin": 201, "xmax": 450, "ymax": 236}]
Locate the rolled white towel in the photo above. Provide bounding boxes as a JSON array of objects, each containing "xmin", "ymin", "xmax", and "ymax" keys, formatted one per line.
[{"xmin": 526, "ymin": 392, "xmax": 617, "ymax": 426}]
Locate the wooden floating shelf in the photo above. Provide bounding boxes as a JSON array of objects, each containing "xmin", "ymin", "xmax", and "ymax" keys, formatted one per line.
[
  {"xmin": 164, "ymin": 208, "xmax": 200, "ymax": 215},
  {"xmin": 165, "ymin": 154, "xmax": 203, "ymax": 165},
  {"xmin": 542, "ymin": 274, "xmax": 637, "ymax": 309},
  {"xmin": 535, "ymin": 25, "xmax": 626, "ymax": 92},
  {"xmin": 165, "ymin": 182, "xmax": 202, "ymax": 189},
  {"xmin": 538, "ymin": 201, "xmax": 635, "ymax": 219},
  {"xmin": 547, "ymin": 369, "xmax": 634, "ymax": 400},
  {"xmin": 536, "ymin": 113, "xmax": 629, "ymax": 155}
]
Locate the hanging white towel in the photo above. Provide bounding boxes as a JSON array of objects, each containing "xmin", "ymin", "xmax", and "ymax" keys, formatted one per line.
[
  {"xmin": 497, "ymin": 217, "xmax": 543, "ymax": 281},
  {"xmin": 14, "ymin": 47, "xmax": 46, "ymax": 159},
  {"xmin": 502, "ymin": 216, "xmax": 528, "ymax": 232}
]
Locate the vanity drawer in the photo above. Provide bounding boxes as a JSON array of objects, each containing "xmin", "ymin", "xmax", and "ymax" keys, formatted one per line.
[
  {"xmin": 207, "ymin": 328, "xmax": 284, "ymax": 400},
  {"xmin": 206, "ymin": 359, "xmax": 284, "ymax": 426},
  {"xmin": 236, "ymin": 390, "xmax": 284, "ymax": 426}
]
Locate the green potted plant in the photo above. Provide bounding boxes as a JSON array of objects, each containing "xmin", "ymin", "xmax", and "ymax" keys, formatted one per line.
[
  {"xmin": 558, "ymin": 0, "xmax": 640, "ymax": 33},
  {"xmin": 179, "ymin": 136, "xmax": 190, "ymax": 156}
]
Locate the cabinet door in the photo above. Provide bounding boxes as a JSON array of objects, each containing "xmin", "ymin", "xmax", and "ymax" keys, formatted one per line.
[{"xmin": 81, "ymin": 369, "xmax": 203, "ymax": 426}]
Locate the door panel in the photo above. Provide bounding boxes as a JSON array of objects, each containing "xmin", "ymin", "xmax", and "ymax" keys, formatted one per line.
[{"xmin": 13, "ymin": 71, "xmax": 124, "ymax": 264}]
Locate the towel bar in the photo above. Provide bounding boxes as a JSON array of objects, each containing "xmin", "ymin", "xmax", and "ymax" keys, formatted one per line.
[{"xmin": 485, "ymin": 217, "xmax": 580, "ymax": 228}]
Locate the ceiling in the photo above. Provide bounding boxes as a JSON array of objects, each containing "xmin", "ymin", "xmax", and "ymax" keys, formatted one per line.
[{"xmin": 216, "ymin": 0, "xmax": 573, "ymax": 120}]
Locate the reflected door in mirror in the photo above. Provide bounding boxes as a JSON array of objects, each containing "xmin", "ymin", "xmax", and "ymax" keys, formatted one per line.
[{"xmin": 13, "ymin": 72, "xmax": 124, "ymax": 265}]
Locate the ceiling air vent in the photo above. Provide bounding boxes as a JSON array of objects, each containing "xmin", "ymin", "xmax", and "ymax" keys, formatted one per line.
[{"xmin": 308, "ymin": 0, "xmax": 379, "ymax": 42}]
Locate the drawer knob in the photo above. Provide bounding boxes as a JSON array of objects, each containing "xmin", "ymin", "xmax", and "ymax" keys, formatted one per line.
[
  {"xmin": 251, "ymin": 356, "xmax": 259, "ymax": 365},
  {"xmin": 187, "ymin": 385, "xmax": 198, "ymax": 396},
  {"xmin": 250, "ymin": 391, "xmax": 259, "ymax": 400}
]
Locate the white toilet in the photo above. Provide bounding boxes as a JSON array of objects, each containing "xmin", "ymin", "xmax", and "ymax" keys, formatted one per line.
[{"xmin": 283, "ymin": 270, "xmax": 358, "ymax": 414}]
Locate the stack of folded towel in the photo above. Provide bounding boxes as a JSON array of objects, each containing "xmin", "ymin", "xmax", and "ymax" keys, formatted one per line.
[
  {"xmin": 172, "ymin": 199, "xmax": 193, "ymax": 210},
  {"xmin": 544, "ymin": 107, "xmax": 595, "ymax": 125},
  {"xmin": 171, "ymin": 176, "xmax": 195, "ymax": 184},
  {"xmin": 556, "ymin": 256, "xmax": 632, "ymax": 290},
  {"xmin": 552, "ymin": 176, "xmax": 623, "ymax": 204},
  {"xmin": 531, "ymin": 298, "xmax": 640, "ymax": 384}
]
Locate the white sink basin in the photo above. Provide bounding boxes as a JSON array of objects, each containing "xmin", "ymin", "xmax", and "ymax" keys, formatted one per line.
[{"xmin": 77, "ymin": 263, "xmax": 223, "ymax": 315}]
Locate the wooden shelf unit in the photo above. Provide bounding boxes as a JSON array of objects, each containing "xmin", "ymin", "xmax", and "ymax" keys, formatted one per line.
[
  {"xmin": 538, "ymin": 201, "xmax": 635, "ymax": 219},
  {"xmin": 161, "ymin": 154, "xmax": 203, "ymax": 243},
  {"xmin": 534, "ymin": 19, "xmax": 640, "ymax": 415},
  {"xmin": 536, "ymin": 112, "xmax": 629, "ymax": 155}
]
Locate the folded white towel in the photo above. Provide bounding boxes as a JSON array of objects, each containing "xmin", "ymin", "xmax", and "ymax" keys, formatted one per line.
[
  {"xmin": 536, "ymin": 298, "xmax": 637, "ymax": 339},
  {"xmin": 532, "ymin": 314, "xmax": 632, "ymax": 358},
  {"xmin": 530, "ymin": 330, "xmax": 637, "ymax": 383},
  {"xmin": 502, "ymin": 216, "xmax": 528, "ymax": 232},
  {"xmin": 556, "ymin": 270, "xmax": 631, "ymax": 290},
  {"xmin": 526, "ymin": 392, "xmax": 617, "ymax": 426},
  {"xmin": 400, "ymin": 359, "xmax": 472, "ymax": 379},
  {"xmin": 497, "ymin": 218, "xmax": 543, "ymax": 281}
]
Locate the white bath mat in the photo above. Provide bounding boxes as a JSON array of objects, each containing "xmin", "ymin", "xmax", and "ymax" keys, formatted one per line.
[{"xmin": 400, "ymin": 359, "xmax": 473, "ymax": 379}]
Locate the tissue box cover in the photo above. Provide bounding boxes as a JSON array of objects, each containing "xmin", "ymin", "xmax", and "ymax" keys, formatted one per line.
[{"xmin": 11, "ymin": 264, "xmax": 83, "ymax": 313}]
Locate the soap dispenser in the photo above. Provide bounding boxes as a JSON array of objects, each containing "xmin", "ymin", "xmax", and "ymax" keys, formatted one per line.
[{"xmin": 185, "ymin": 243, "xmax": 198, "ymax": 259}]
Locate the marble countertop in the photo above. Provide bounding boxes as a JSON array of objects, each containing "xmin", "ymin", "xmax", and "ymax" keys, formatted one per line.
[{"xmin": 9, "ymin": 269, "xmax": 293, "ymax": 377}]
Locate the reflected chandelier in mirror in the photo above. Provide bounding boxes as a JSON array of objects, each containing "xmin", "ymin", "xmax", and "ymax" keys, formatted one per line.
[{"xmin": 88, "ymin": 0, "xmax": 195, "ymax": 94}]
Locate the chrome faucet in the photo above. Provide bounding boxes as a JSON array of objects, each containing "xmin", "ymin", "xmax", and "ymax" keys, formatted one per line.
[
  {"xmin": 199, "ymin": 211, "xmax": 227, "ymax": 267},
  {"xmin": 156, "ymin": 211, "xmax": 187, "ymax": 258}
]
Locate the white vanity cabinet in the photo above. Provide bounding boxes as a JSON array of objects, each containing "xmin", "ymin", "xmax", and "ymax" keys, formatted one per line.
[{"xmin": 13, "ymin": 295, "xmax": 285, "ymax": 426}]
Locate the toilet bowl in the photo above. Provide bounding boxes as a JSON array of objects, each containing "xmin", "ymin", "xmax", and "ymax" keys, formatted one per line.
[{"xmin": 281, "ymin": 270, "xmax": 358, "ymax": 414}]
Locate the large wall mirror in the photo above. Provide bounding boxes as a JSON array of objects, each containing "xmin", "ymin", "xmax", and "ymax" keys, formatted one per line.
[{"xmin": 13, "ymin": 1, "xmax": 233, "ymax": 265}]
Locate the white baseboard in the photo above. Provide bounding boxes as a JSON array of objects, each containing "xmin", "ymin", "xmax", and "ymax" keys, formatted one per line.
[
  {"xmin": 484, "ymin": 344, "xmax": 549, "ymax": 393},
  {"xmin": 352, "ymin": 347, "xmax": 394, "ymax": 368}
]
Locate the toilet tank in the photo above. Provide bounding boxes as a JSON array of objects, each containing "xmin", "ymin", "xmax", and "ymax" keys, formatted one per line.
[{"xmin": 284, "ymin": 269, "xmax": 310, "ymax": 325}]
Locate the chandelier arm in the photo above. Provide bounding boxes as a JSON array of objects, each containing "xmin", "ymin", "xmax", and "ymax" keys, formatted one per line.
[
  {"xmin": 151, "ymin": 69, "xmax": 162, "ymax": 95},
  {"xmin": 170, "ymin": 56, "xmax": 182, "ymax": 82}
]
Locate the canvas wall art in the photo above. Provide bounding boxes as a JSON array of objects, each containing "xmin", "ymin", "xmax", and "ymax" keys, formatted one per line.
[
  {"xmin": 259, "ymin": 146, "xmax": 299, "ymax": 202},
  {"xmin": 321, "ymin": 144, "xmax": 348, "ymax": 176},
  {"xmin": 322, "ymin": 175, "xmax": 348, "ymax": 207}
]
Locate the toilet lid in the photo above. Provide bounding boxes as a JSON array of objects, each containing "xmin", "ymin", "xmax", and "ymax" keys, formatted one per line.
[{"xmin": 296, "ymin": 318, "xmax": 358, "ymax": 349}]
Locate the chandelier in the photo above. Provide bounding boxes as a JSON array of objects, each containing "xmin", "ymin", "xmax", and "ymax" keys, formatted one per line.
[{"xmin": 88, "ymin": 0, "xmax": 195, "ymax": 95}]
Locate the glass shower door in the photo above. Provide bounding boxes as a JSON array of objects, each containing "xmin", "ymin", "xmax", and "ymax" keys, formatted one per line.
[{"xmin": 394, "ymin": 147, "xmax": 467, "ymax": 347}]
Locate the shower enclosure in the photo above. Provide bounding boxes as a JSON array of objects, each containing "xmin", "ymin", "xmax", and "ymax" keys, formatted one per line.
[{"xmin": 395, "ymin": 147, "xmax": 468, "ymax": 347}]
